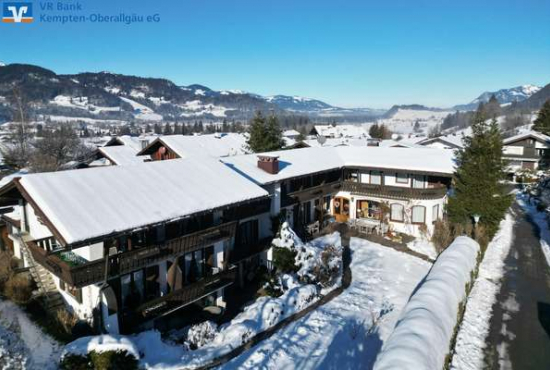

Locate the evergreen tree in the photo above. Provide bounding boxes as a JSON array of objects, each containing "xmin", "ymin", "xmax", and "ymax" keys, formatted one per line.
[
  {"xmin": 484, "ymin": 95, "xmax": 502, "ymax": 119},
  {"xmin": 447, "ymin": 112, "xmax": 512, "ymax": 239},
  {"xmin": 247, "ymin": 112, "xmax": 285, "ymax": 153},
  {"xmin": 163, "ymin": 123, "xmax": 173, "ymax": 135},
  {"xmin": 533, "ymin": 99, "xmax": 550, "ymax": 136},
  {"xmin": 153, "ymin": 123, "xmax": 162, "ymax": 135}
]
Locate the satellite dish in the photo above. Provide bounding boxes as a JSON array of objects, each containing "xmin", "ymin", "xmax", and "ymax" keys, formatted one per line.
[{"xmin": 317, "ymin": 135, "xmax": 327, "ymax": 146}]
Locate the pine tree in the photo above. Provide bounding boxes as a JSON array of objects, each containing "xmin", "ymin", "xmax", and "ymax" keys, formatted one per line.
[
  {"xmin": 163, "ymin": 123, "xmax": 173, "ymax": 135},
  {"xmin": 447, "ymin": 112, "xmax": 512, "ymax": 239},
  {"xmin": 247, "ymin": 112, "xmax": 285, "ymax": 153},
  {"xmin": 533, "ymin": 99, "xmax": 550, "ymax": 136},
  {"xmin": 484, "ymin": 95, "xmax": 502, "ymax": 119}
]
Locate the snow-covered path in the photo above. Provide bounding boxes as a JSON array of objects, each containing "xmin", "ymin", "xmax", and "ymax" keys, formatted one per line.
[
  {"xmin": 0, "ymin": 299, "xmax": 61, "ymax": 370},
  {"xmin": 451, "ymin": 212, "xmax": 515, "ymax": 370},
  {"xmin": 220, "ymin": 238, "xmax": 432, "ymax": 370}
]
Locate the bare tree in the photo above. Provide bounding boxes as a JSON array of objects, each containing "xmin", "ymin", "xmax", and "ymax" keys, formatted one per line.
[
  {"xmin": 1, "ymin": 87, "xmax": 35, "ymax": 170},
  {"xmin": 31, "ymin": 124, "xmax": 93, "ymax": 172}
]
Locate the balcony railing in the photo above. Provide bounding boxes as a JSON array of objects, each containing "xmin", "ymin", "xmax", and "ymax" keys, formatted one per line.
[
  {"xmin": 136, "ymin": 266, "xmax": 237, "ymax": 319},
  {"xmin": 228, "ymin": 237, "xmax": 273, "ymax": 264},
  {"xmin": 341, "ymin": 181, "xmax": 448, "ymax": 200},
  {"xmin": 27, "ymin": 221, "xmax": 238, "ymax": 288}
]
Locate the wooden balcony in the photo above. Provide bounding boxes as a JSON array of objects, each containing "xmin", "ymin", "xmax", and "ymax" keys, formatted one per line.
[
  {"xmin": 228, "ymin": 237, "xmax": 273, "ymax": 264},
  {"xmin": 287, "ymin": 181, "xmax": 342, "ymax": 203},
  {"xmin": 136, "ymin": 266, "xmax": 237, "ymax": 319},
  {"xmin": 27, "ymin": 221, "xmax": 238, "ymax": 288},
  {"xmin": 341, "ymin": 181, "xmax": 448, "ymax": 200}
]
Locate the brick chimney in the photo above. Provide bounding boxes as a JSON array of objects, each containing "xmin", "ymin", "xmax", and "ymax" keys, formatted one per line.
[{"xmin": 257, "ymin": 155, "xmax": 280, "ymax": 174}]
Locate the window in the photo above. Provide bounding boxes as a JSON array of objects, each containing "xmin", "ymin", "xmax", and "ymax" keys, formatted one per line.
[
  {"xmin": 395, "ymin": 173, "xmax": 408, "ymax": 184},
  {"xmin": 390, "ymin": 204, "xmax": 404, "ymax": 222},
  {"xmin": 412, "ymin": 206, "xmax": 426, "ymax": 224},
  {"xmin": 432, "ymin": 204, "xmax": 440, "ymax": 223},
  {"xmin": 370, "ymin": 171, "xmax": 382, "ymax": 185},
  {"xmin": 356, "ymin": 200, "xmax": 381, "ymax": 219},
  {"xmin": 412, "ymin": 175, "xmax": 425, "ymax": 189}
]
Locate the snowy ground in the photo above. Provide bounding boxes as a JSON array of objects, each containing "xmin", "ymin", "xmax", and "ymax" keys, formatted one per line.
[
  {"xmin": 219, "ymin": 238, "xmax": 431, "ymax": 370},
  {"xmin": 450, "ymin": 213, "xmax": 515, "ymax": 370},
  {"xmin": 407, "ymin": 238, "xmax": 438, "ymax": 259},
  {"xmin": 0, "ymin": 299, "xmax": 61, "ymax": 370}
]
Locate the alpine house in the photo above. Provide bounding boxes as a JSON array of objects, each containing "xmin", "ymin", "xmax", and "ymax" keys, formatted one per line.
[{"xmin": 0, "ymin": 145, "xmax": 455, "ymax": 335}]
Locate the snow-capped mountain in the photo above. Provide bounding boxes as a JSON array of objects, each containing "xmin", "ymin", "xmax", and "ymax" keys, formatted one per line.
[
  {"xmin": 0, "ymin": 61, "xmax": 6, "ymax": 67},
  {"xmin": 264, "ymin": 95, "xmax": 333, "ymax": 112},
  {"xmin": 0, "ymin": 63, "xmax": 384, "ymax": 123},
  {"xmin": 454, "ymin": 84, "xmax": 541, "ymax": 111}
]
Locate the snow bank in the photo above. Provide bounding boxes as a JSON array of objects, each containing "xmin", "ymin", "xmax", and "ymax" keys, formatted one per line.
[
  {"xmin": 374, "ymin": 236, "xmax": 480, "ymax": 370},
  {"xmin": 451, "ymin": 214, "xmax": 514, "ymax": 370}
]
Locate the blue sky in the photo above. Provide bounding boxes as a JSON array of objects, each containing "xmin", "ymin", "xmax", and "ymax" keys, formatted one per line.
[{"xmin": 1, "ymin": 0, "xmax": 549, "ymax": 108}]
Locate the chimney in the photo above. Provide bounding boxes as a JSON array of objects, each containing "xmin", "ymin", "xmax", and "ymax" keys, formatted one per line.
[{"xmin": 257, "ymin": 155, "xmax": 280, "ymax": 174}]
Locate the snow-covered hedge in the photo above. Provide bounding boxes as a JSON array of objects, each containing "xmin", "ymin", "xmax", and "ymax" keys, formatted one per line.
[{"xmin": 374, "ymin": 236, "xmax": 480, "ymax": 370}]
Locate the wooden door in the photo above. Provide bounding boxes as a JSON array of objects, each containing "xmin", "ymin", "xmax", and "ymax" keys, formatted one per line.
[{"xmin": 333, "ymin": 197, "xmax": 350, "ymax": 223}]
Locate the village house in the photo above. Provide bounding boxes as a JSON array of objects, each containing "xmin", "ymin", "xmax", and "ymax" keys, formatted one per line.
[
  {"xmin": 222, "ymin": 146, "xmax": 454, "ymax": 240},
  {"xmin": 0, "ymin": 145, "xmax": 454, "ymax": 337},
  {"xmin": 137, "ymin": 133, "xmax": 249, "ymax": 161},
  {"xmin": 0, "ymin": 158, "xmax": 272, "ymax": 335},
  {"xmin": 502, "ymin": 131, "xmax": 550, "ymax": 174}
]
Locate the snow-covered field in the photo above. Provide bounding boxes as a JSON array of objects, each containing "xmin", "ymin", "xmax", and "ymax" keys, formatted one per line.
[
  {"xmin": 0, "ymin": 299, "xmax": 61, "ymax": 370},
  {"xmin": 220, "ymin": 238, "xmax": 431, "ymax": 369},
  {"xmin": 374, "ymin": 108, "xmax": 452, "ymax": 135},
  {"xmin": 451, "ymin": 213, "xmax": 515, "ymax": 370},
  {"xmin": 407, "ymin": 238, "xmax": 438, "ymax": 259}
]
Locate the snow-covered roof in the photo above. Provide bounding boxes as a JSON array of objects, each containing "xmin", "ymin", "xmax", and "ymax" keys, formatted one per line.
[
  {"xmin": 15, "ymin": 158, "xmax": 268, "ymax": 245},
  {"xmin": 105, "ymin": 135, "xmax": 158, "ymax": 152},
  {"xmin": 416, "ymin": 135, "xmax": 464, "ymax": 149},
  {"xmin": 503, "ymin": 131, "xmax": 550, "ymax": 145},
  {"xmin": 222, "ymin": 146, "xmax": 455, "ymax": 185},
  {"xmin": 141, "ymin": 133, "xmax": 249, "ymax": 159},
  {"xmin": 303, "ymin": 137, "xmax": 370, "ymax": 148},
  {"xmin": 313, "ymin": 125, "xmax": 370, "ymax": 139},
  {"xmin": 98, "ymin": 146, "xmax": 149, "ymax": 166},
  {"xmin": 282, "ymin": 129, "xmax": 300, "ymax": 137}
]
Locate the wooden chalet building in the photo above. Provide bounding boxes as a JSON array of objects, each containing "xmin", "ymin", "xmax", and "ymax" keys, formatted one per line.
[
  {"xmin": 502, "ymin": 131, "xmax": 550, "ymax": 173},
  {"xmin": 0, "ymin": 158, "xmax": 272, "ymax": 334},
  {"xmin": 222, "ymin": 146, "xmax": 454, "ymax": 241}
]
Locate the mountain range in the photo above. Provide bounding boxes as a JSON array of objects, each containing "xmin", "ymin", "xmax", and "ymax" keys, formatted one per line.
[
  {"xmin": 0, "ymin": 63, "xmax": 547, "ymax": 125},
  {"xmin": 453, "ymin": 84, "xmax": 541, "ymax": 111}
]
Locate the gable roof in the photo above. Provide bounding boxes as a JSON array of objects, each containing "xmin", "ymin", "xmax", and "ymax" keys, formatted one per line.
[
  {"xmin": 8, "ymin": 158, "xmax": 268, "ymax": 246},
  {"xmin": 416, "ymin": 135, "xmax": 464, "ymax": 149},
  {"xmin": 97, "ymin": 146, "xmax": 149, "ymax": 166},
  {"xmin": 138, "ymin": 133, "xmax": 249, "ymax": 159},
  {"xmin": 503, "ymin": 131, "xmax": 550, "ymax": 145},
  {"xmin": 221, "ymin": 146, "xmax": 455, "ymax": 185}
]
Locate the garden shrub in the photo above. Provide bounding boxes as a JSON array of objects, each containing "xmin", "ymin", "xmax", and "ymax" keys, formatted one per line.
[
  {"xmin": 4, "ymin": 274, "xmax": 33, "ymax": 304},
  {"xmin": 89, "ymin": 350, "xmax": 139, "ymax": 370},
  {"xmin": 56, "ymin": 308, "xmax": 78, "ymax": 334},
  {"xmin": 61, "ymin": 350, "xmax": 138, "ymax": 370},
  {"xmin": 312, "ymin": 245, "xmax": 341, "ymax": 288},
  {"xmin": 431, "ymin": 219, "xmax": 453, "ymax": 254},
  {"xmin": 272, "ymin": 247, "xmax": 298, "ymax": 274},
  {"xmin": 59, "ymin": 354, "xmax": 92, "ymax": 370},
  {"xmin": 186, "ymin": 321, "xmax": 218, "ymax": 349}
]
